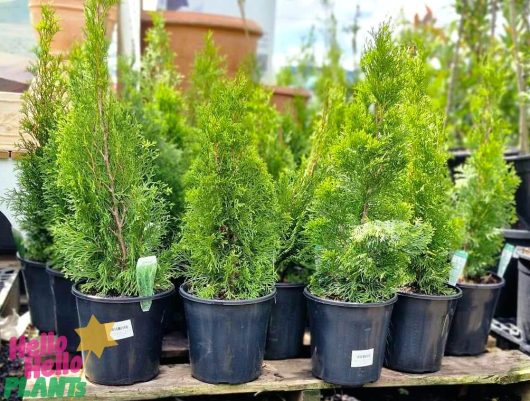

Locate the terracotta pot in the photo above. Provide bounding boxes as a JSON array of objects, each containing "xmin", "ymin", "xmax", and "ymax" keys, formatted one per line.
[
  {"xmin": 141, "ymin": 11, "xmax": 262, "ymax": 84},
  {"xmin": 28, "ymin": 0, "xmax": 118, "ymax": 55},
  {"xmin": 270, "ymin": 86, "xmax": 311, "ymax": 116}
]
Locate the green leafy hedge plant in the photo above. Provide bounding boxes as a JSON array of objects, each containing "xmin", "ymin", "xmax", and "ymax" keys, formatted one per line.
[
  {"xmin": 177, "ymin": 76, "xmax": 279, "ymax": 300},
  {"xmin": 52, "ymin": 0, "xmax": 171, "ymax": 296},
  {"xmin": 9, "ymin": 5, "xmax": 66, "ymax": 262},
  {"xmin": 454, "ymin": 58, "xmax": 520, "ymax": 282},
  {"xmin": 306, "ymin": 24, "xmax": 432, "ymax": 304}
]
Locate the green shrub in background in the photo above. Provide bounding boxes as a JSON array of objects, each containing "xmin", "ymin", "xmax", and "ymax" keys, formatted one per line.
[
  {"xmin": 454, "ymin": 58, "xmax": 520, "ymax": 280},
  {"xmin": 274, "ymin": 87, "xmax": 347, "ymax": 283},
  {"xmin": 120, "ymin": 13, "xmax": 190, "ymax": 232},
  {"xmin": 177, "ymin": 77, "xmax": 279, "ymax": 300},
  {"xmin": 9, "ymin": 6, "xmax": 66, "ymax": 262},
  {"xmin": 52, "ymin": 0, "xmax": 171, "ymax": 296},
  {"xmin": 305, "ymin": 24, "xmax": 432, "ymax": 303}
]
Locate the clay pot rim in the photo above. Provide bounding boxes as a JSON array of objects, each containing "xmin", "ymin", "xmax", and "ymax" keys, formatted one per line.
[
  {"xmin": 28, "ymin": 1, "xmax": 118, "ymax": 19},
  {"xmin": 141, "ymin": 10, "xmax": 262, "ymax": 36},
  {"xmin": 269, "ymin": 85, "xmax": 311, "ymax": 99}
]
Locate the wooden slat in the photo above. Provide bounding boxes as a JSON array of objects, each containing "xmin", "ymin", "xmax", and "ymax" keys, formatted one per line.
[
  {"xmin": 31, "ymin": 350, "xmax": 530, "ymax": 400},
  {"xmin": 0, "ymin": 91, "xmax": 24, "ymax": 156}
]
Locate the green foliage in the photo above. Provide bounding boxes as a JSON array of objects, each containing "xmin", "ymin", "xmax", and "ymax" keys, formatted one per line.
[
  {"xmin": 186, "ymin": 32, "xmax": 227, "ymax": 127},
  {"xmin": 306, "ymin": 25, "xmax": 431, "ymax": 303},
  {"xmin": 177, "ymin": 77, "xmax": 279, "ymax": 300},
  {"xmin": 274, "ymin": 90, "xmax": 344, "ymax": 283},
  {"xmin": 120, "ymin": 13, "xmax": 190, "ymax": 229},
  {"xmin": 9, "ymin": 6, "xmax": 66, "ymax": 262},
  {"xmin": 52, "ymin": 0, "xmax": 171, "ymax": 296},
  {"xmin": 454, "ymin": 59, "xmax": 520, "ymax": 279},
  {"xmin": 404, "ymin": 53, "xmax": 462, "ymax": 295},
  {"xmin": 243, "ymin": 81, "xmax": 295, "ymax": 179}
]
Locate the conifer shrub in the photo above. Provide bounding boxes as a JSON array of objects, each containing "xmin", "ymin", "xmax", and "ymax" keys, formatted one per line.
[
  {"xmin": 275, "ymin": 88, "xmax": 346, "ymax": 283},
  {"xmin": 120, "ymin": 13, "xmax": 190, "ymax": 227},
  {"xmin": 177, "ymin": 77, "xmax": 279, "ymax": 300},
  {"xmin": 305, "ymin": 25, "xmax": 432, "ymax": 303},
  {"xmin": 9, "ymin": 6, "xmax": 66, "ymax": 262},
  {"xmin": 454, "ymin": 59, "xmax": 519, "ymax": 280},
  {"xmin": 403, "ymin": 51, "xmax": 462, "ymax": 295},
  {"xmin": 52, "ymin": 0, "xmax": 171, "ymax": 296}
]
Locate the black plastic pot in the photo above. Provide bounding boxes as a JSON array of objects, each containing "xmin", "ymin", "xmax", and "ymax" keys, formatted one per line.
[
  {"xmin": 46, "ymin": 267, "xmax": 79, "ymax": 353},
  {"xmin": 506, "ymin": 154, "xmax": 530, "ymax": 229},
  {"xmin": 495, "ymin": 229, "xmax": 530, "ymax": 318},
  {"xmin": 265, "ymin": 282, "xmax": 306, "ymax": 360},
  {"xmin": 18, "ymin": 255, "xmax": 55, "ymax": 332},
  {"xmin": 73, "ymin": 284, "xmax": 174, "ymax": 385},
  {"xmin": 180, "ymin": 284, "xmax": 275, "ymax": 384},
  {"xmin": 385, "ymin": 287, "xmax": 462, "ymax": 373},
  {"xmin": 517, "ymin": 252, "xmax": 530, "ymax": 343},
  {"xmin": 445, "ymin": 274, "xmax": 505, "ymax": 356},
  {"xmin": 305, "ymin": 288, "xmax": 396, "ymax": 386}
]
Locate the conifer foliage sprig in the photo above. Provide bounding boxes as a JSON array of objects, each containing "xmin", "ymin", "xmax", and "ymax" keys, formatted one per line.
[
  {"xmin": 454, "ymin": 59, "xmax": 519, "ymax": 280},
  {"xmin": 53, "ymin": 0, "xmax": 170, "ymax": 296},
  {"xmin": 177, "ymin": 78, "xmax": 280, "ymax": 300},
  {"xmin": 10, "ymin": 6, "xmax": 66, "ymax": 262},
  {"xmin": 306, "ymin": 24, "xmax": 432, "ymax": 303}
]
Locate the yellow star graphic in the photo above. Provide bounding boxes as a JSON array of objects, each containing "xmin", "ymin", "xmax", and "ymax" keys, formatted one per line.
[{"xmin": 75, "ymin": 315, "xmax": 118, "ymax": 358}]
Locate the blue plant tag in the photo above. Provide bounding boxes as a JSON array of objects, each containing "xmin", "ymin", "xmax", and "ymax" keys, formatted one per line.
[
  {"xmin": 136, "ymin": 256, "xmax": 157, "ymax": 312},
  {"xmin": 449, "ymin": 250, "xmax": 468, "ymax": 286},
  {"xmin": 497, "ymin": 244, "xmax": 515, "ymax": 278}
]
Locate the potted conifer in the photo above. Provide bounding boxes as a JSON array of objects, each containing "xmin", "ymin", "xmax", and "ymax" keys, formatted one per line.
[
  {"xmin": 447, "ymin": 60, "xmax": 520, "ymax": 356},
  {"xmin": 177, "ymin": 77, "xmax": 279, "ymax": 384},
  {"xmin": 9, "ymin": 5, "xmax": 66, "ymax": 334},
  {"xmin": 304, "ymin": 25, "xmax": 431, "ymax": 386},
  {"xmin": 264, "ymin": 90, "xmax": 340, "ymax": 360},
  {"xmin": 52, "ymin": 0, "xmax": 174, "ymax": 385},
  {"xmin": 384, "ymin": 52, "xmax": 462, "ymax": 373}
]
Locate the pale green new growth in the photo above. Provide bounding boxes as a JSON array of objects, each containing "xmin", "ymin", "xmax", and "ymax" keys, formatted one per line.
[
  {"xmin": 177, "ymin": 78, "xmax": 279, "ymax": 300},
  {"xmin": 53, "ymin": 0, "xmax": 171, "ymax": 296}
]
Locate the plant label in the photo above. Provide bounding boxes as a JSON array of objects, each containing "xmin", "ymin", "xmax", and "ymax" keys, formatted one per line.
[
  {"xmin": 136, "ymin": 256, "xmax": 157, "ymax": 312},
  {"xmin": 497, "ymin": 244, "xmax": 515, "ymax": 278},
  {"xmin": 351, "ymin": 348, "xmax": 374, "ymax": 368},
  {"xmin": 106, "ymin": 319, "xmax": 134, "ymax": 341},
  {"xmin": 449, "ymin": 250, "xmax": 468, "ymax": 286}
]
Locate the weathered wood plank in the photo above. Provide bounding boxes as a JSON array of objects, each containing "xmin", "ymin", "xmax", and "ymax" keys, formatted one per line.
[{"xmin": 31, "ymin": 350, "xmax": 530, "ymax": 400}]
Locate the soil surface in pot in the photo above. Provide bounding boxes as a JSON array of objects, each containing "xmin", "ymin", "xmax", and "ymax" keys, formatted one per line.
[
  {"xmin": 399, "ymin": 283, "xmax": 459, "ymax": 296},
  {"xmin": 459, "ymin": 273, "xmax": 501, "ymax": 285}
]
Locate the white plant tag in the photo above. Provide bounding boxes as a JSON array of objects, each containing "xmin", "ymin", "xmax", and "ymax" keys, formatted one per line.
[
  {"xmin": 497, "ymin": 244, "xmax": 515, "ymax": 278},
  {"xmin": 351, "ymin": 348, "xmax": 374, "ymax": 368},
  {"xmin": 106, "ymin": 319, "xmax": 134, "ymax": 341},
  {"xmin": 449, "ymin": 250, "xmax": 468, "ymax": 286}
]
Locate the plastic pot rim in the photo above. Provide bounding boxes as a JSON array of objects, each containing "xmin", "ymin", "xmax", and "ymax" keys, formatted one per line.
[
  {"xmin": 16, "ymin": 253, "xmax": 47, "ymax": 269},
  {"xmin": 503, "ymin": 229, "xmax": 530, "ymax": 240},
  {"xmin": 179, "ymin": 283, "xmax": 276, "ymax": 306},
  {"xmin": 505, "ymin": 153, "xmax": 530, "ymax": 162},
  {"xmin": 456, "ymin": 273, "xmax": 505, "ymax": 290},
  {"xmin": 72, "ymin": 283, "xmax": 175, "ymax": 304},
  {"xmin": 274, "ymin": 282, "xmax": 305, "ymax": 289},
  {"xmin": 397, "ymin": 285, "xmax": 462, "ymax": 301},
  {"xmin": 45, "ymin": 266, "xmax": 66, "ymax": 278},
  {"xmin": 303, "ymin": 287, "xmax": 398, "ymax": 308}
]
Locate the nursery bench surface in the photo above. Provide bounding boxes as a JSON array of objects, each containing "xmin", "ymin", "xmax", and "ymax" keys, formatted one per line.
[{"xmin": 33, "ymin": 350, "xmax": 530, "ymax": 400}]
